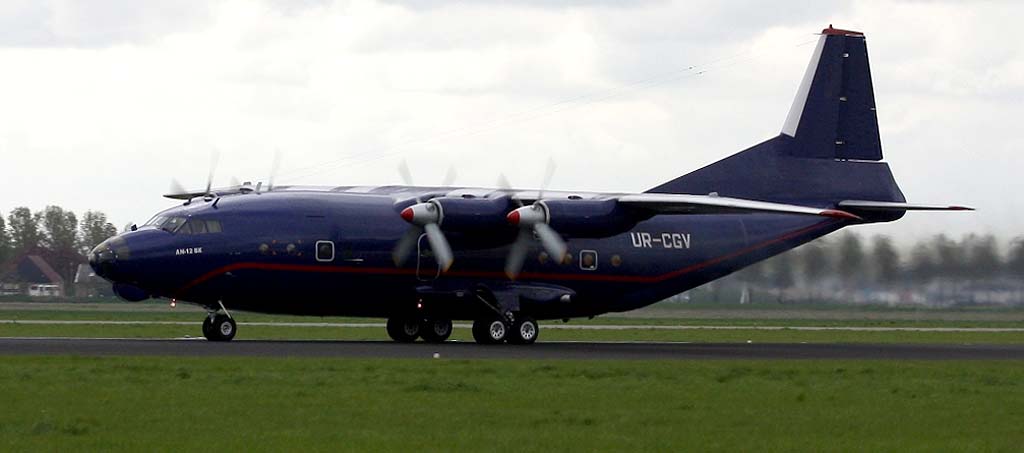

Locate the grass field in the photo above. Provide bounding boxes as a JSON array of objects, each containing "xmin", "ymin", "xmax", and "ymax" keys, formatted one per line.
[
  {"xmin": 3, "ymin": 323, "xmax": 1024, "ymax": 344},
  {"xmin": 1, "ymin": 356, "xmax": 1022, "ymax": 451}
]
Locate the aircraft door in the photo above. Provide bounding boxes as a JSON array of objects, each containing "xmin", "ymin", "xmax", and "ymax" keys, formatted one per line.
[{"xmin": 416, "ymin": 233, "xmax": 441, "ymax": 281}]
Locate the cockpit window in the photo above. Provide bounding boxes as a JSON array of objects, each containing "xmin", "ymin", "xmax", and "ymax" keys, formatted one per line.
[
  {"xmin": 171, "ymin": 218, "xmax": 223, "ymax": 235},
  {"xmin": 159, "ymin": 217, "xmax": 187, "ymax": 233}
]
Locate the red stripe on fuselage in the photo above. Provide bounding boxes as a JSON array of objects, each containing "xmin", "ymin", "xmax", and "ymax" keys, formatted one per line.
[{"xmin": 174, "ymin": 220, "xmax": 836, "ymax": 297}]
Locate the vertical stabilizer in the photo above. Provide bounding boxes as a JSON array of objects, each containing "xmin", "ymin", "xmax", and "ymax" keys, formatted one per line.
[
  {"xmin": 648, "ymin": 26, "xmax": 904, "ymax": 208},
  {"xmin": 782, "ymin": 26, "xmax": 882, "ymax": 160}
]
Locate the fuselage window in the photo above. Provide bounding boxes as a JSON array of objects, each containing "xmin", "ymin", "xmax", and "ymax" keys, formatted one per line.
[
  {"xmin": 316, "ymin": 241, "xmax": 335, "ymax": 262},
  {"xmin": 580, "ymin": 250, "xmax": 598, "ymax": 271},
  {"xmin": 190, "ymin": 219, "xmax": 208, "ymax": 234}
]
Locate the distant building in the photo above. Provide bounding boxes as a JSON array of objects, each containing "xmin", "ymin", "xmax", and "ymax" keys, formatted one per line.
[
  {"xmin": 74, "ymin": 263, "xmax": 112, "ymax": 297},
  {"xmin": 0, "ymin": 254, "xmax": 66, "ymax": 297}
]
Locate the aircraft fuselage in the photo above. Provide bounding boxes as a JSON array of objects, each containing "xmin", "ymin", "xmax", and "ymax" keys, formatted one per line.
[{"xmin": 95, "ymin": 188, "xmax": 843, "ymax": 321}]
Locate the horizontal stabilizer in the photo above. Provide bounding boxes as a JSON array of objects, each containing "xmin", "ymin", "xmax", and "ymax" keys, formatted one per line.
[{"xmin": 838, "ymin": 200, "xmax": 974, "ymax": 211}]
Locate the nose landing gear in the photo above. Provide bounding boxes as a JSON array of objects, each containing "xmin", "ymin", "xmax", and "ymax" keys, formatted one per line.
[{"xmin": 203, "ymin": 302, "xmax": 237, "ymax": 342}]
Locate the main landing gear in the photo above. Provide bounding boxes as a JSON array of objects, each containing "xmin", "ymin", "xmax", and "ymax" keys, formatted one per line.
[
  {"xmin": 386, "ymin": 317, "xmax": 453, "ymax": 343},
  {"xmin": 203, "ymin": 302, "xmax": 236, "ymax": 342},
  {"xmin": 385, "ymin": 315, "xmax": 540, "ymax": 342},
  {"xmin": 384, "ymin": 316, "xmax": 538, "ymax": 344},
  {"xmin": 471, "ymin": 315, "xmax": 538, "ymax": 345}
]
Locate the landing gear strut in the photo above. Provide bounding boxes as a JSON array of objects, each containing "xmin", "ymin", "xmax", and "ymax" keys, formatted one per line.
[{"xmin": 203, "ymin": 302, "xmax": 236, "ymax": 342}]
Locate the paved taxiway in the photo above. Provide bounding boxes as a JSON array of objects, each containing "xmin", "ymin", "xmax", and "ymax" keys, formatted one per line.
[{"xmin": 1, "ymin": 338, "xmax": 1023, "ymax": 360}]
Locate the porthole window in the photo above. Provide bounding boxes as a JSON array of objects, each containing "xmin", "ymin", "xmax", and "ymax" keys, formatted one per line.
[
  {"xmin": 316, "ymin": 241, "xmax": 335, "ymax": 262},
  {"xmin": 579, "ymin": 250, "xmax": 598, "ymax": 271}
]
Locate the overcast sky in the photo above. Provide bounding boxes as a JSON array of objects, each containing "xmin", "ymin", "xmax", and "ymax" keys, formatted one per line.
[{"xmin": 1, "ymin": 0, "xmax": 1020, "ymax": 245}]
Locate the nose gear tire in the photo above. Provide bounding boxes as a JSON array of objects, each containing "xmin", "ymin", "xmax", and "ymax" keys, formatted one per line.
[{"xmin": 205, "ymin": 314, "xmax": 236, "ymax": 342}]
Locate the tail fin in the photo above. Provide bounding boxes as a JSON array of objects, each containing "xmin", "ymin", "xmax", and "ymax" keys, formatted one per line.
[{"xmin": 649, "ymin": 26, "xmax": 906, "ymax": 207}]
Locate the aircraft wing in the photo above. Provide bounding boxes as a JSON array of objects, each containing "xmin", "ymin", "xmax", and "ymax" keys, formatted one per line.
[
  {"xmin": 615, "ymin": 193, "xmax": 861, "ymax": 219},
  {"xmin": 837, "ymin": 200, "xmax": 974, "ymax": 211}
]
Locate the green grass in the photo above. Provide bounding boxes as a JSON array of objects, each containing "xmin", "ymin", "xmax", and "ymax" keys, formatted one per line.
[
  {"xmin": 0, "ymin": 356, "xmax": 1022, "ymax": 451},
  {"xmin": 2, "ymin": 323, "xmax": 1023, "ymax": 344}
]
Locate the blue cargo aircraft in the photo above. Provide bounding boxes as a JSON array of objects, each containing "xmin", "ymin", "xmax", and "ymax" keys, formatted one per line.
[{"xmin": 90, "ymin": 26, "xmax": 969, "ymax": 344}]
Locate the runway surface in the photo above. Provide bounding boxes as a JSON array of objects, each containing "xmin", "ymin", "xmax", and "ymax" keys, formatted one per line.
[
  {"xmin": 5, "ymin": 319, "xmax": 1023, "ymax": 332},
  {"xmin": 1, "ymin": 337, "xmax": 1023, "ymax": 360}
]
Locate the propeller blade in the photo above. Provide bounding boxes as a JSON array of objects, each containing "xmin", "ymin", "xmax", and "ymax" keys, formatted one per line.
[
  {"xmin": 538, "ymin": 157, "xmax": 556, "ymax": 200},
  {"xmin": 423, "ymin": 223, "xmax": 454, "ymax": 272},
  {"xmin": 398, "ymin": 159, "xmax": 414, "ymax": 186},
  {"xmin": 504, "ymin": 229, "xmax": 533, "ymax": 279},
  {"xmin": 267, "ymin": 150, "xmax": 281, "ymax": 192},
  {"xmin": 497, "ymin": 173, "xmax": 512, "ymax": 191},
  {"xmin": 441, "ymin": 165, "xmax": 457, "ymax": 187},
  {"xmin": 169, "ymin": 178, "xmax": 186, "ymax": 196},
  {"xmin": 205, "ymin": 150, "xmax": 220, "ymax": 195},
  {"xmin": 497, "ymin": 173, "xmax": 522, "ymax": 207},
  {"xmin": 533, "ymin": 223, "xmax": 567, "ymax": 264},
  {"xmin": 391, "ymin": 226, "xmax": 423, "ymax": 266}
]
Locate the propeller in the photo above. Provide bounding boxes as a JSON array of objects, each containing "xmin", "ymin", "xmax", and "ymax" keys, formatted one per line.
[
  {"xmin": 167, "ymin": 150, "xmax": 219, "ymax": 200},
  {"xmin": 168, "ymin": 179, "xmax": 187, "ymax": 197},
  {"xmin": 392, "ymin": 201, "xmax": 454, "ymax": 271},
  {"xmin": 503, "ymin": 158, "xmax": 567, "ymax": 279},
  {"xmin": 204, "ymin": 150, "xmax": 219, "ymax": 196},
  {"xmin": 391, "ymin": 160, "xmax": 459, "ymax": 271},
  {"xmin": 397, "ymin": 159, "xmax": 457, "ymax": 189},
  {"xmin": 262, "ymin": 150, "xmax": 282, "ymax": 193}
]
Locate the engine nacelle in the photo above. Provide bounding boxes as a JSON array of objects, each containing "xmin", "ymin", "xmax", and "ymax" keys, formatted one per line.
[
  {"xmin": 543, "ymin": 199, "xmax": 638, "ymax": 238},
  {"xmin": 431, "ymin": 196, "xmax": 512, "ymax": 231}
]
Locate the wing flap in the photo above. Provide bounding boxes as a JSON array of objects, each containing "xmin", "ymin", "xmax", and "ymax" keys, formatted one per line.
[{"xmin": 617, "ymin": 193, "xmax": 861, "ymax": 219}]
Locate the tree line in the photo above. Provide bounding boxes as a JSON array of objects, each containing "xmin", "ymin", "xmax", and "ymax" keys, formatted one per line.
[
  {"xmin": 0, "ymin": 207, "xmax": 118, "ymax": 285},
  {"xmin": 735, "ymin": 232, "xmax": 1024, "ymax": 292}
]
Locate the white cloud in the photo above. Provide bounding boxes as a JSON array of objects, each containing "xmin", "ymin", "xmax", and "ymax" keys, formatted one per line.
[{"xmin": 0, "ymin": 0, "xmax": 1020, "ymax": 242}]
